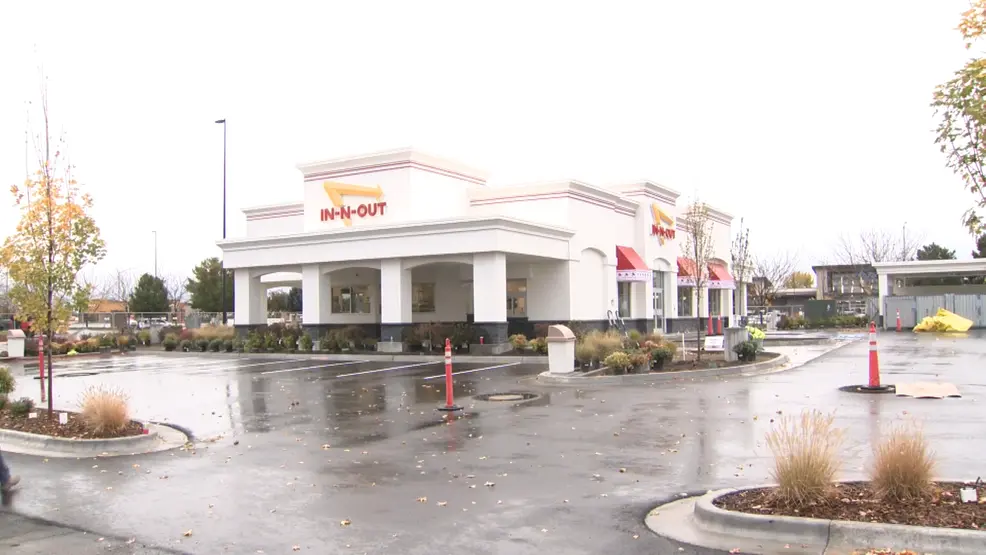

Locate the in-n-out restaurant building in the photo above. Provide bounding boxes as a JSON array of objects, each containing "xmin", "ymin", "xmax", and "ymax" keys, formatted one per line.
[{"xmin": 218, "ymin": 148, "xmax": 747, "ymax": 351}]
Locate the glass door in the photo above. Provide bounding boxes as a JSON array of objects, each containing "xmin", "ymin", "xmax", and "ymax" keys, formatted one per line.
[{"xmin": 652, "ymin": 272, "xmax": 664, "ymax": 332}]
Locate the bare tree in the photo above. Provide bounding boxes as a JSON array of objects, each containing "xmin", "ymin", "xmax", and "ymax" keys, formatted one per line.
[
  {"xmin": 730, "ymin": 217, "xmax": 751, "ymax": 317},
  {"xmin": 748, "ymin": 252, "xmax": 799, "ymax": 317},
  {"xmin": 681, "ymin": 200, "xmax": 716, "ymax": 361},
  {"xmin": 100, "ymin": 269, "xmax": 135, "ymax": 312},
  {"xmin": 165, "ymin": 274, "xmax": 187, "ymax": 315},
  {"xmin": 829, "ymin": 228, "xmax": 923, "ymax": 295}
]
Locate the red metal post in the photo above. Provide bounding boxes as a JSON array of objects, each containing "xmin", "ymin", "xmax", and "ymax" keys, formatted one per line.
[
  {"xmin": 716, "ymin": 316, "xmax": 723, "ymax": 335},
  {"xmin": 895, "ymin": 309, "xmax": 901, "ymax": 333},
  {"xmin": 868, "ymin": 322, "xmax": 881, "ymax": 388},
  {"xmin": 706, "ymin": 315, "xmax": 713, "ymax": 336}
]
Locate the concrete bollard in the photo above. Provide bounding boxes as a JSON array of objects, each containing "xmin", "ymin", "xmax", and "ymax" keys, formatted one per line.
[{"xmin": 546, "ymin": 325, "xmax": 576, "ymax": 374}]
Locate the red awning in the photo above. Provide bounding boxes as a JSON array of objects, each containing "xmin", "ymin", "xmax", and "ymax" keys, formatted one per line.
[
  {"xmin": 709, "ymin": 263, "xmax": 733, "ymax": 282},
  {"xmin": 677, "ymin": 257, "xmax": 697, "ymax": 277},
  {"xmin": 616, "ymin": 246, "xmax": 648, "ymax": 271}
]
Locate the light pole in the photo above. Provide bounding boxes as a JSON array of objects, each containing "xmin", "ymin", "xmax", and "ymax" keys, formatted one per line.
[
  {"xmin": 152, "ymin": 230, "xmax": 157, "ymax": 277},
  {"xmin": 215, "ymin": 119, "xmax": 227, "ymax": 324}
]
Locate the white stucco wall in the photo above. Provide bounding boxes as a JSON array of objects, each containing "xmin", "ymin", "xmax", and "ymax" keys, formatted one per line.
[{"xmin": 246, "ymin": 211, "xmax": 304, "ymax": 238}]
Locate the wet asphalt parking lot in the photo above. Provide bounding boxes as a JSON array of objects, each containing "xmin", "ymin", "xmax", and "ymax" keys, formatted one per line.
[{"xmin": 1, "ymin": 331, "xmax": 985, "ymax": 554}]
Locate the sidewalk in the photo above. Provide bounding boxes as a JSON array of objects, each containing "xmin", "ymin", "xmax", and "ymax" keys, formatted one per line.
[{"xmin": 0, "ymin": 511, "xmax": 181, "ymax": 554}]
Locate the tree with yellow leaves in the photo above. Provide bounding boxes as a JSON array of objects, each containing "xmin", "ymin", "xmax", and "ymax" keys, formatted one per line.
[
  {"xmin": 0, "ymin": 82, "xmax": 106, "ymax": 415},
  {"xmin": 933, "ymin": 2, "xmax": 986, "ymax": 237}
]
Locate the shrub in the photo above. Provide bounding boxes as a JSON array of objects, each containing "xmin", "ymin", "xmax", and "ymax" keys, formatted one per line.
[
  {"xmin": 245, "ymin": 332, "xmax": 263, "ymax": 352},
  {"xmin": 267, "ymin": 322, "xmax": 286, "ymax": 338},
  {"xmin": 281, "ymin": 331, "xmax": 298, "ymax": 351},
  {"xmin": 529, "ymin": 337, "xmax": 548, "ymax": 354},
  {"xmin": 627, "ymin": 351, "xmax": 650, "ymax": 372},
  {"xmin": 340, "ymin": 325, "xmax": 365, "ymax": 346},
  {"xmin": 362, "ymin": 337, "xmax": 378, "ymax": 351},
  {"xmin": 745, "ymin": 326, "xmax": 766, "ymax": 341},
  {"xmin": 79, "ymin": 385, "xmax": 131, "ymax": 434},
  {"xmin": 733, "ymin": 340, "xmax": 759, "ymax": 362},
  {"xmin": 196, "ymin": 338, "xmax": 210, "ymax": 352},
  {"xmin": 0, "ymin": 351, "xmax": 7, "ymax": 358},
  {"xmin": 264, "ymin": 333, "xmax": 279, "ymax": 352},
  {"xmin": 9, "ymin": 397, "xmax": 34, "ymax": 416},
  {"xmin": 137, "ymin": 330, "xmax": 152, "ymax": 345},
  {"xmin": 583, "ymin": 330, "xmax": 622, "ymax": 362},
  {"xmin": 87, "ymin": 337, "xmax": 101, "ymax": 351},
  {"xmin": 0, "ymin": 366, "xmax": 15, "ymax": 396},
  {"xmin": 765, "ymin": 410, "xmax": 844, "ymax": 508},
  {"xmin": 117, "ymin": 335, "xmax": 131, "ymax": 349},
  {"xmin": 163, "ymin": 334, "xmax": 178, "ymax": 351},
  {"xmin": 649, "ymin": 344, "xmax": 675, "ymax": 368},
  {"xmin": 233, "ymin": 337, "xmax": 245, "ymax": 352},
  {"xmin": 449, "ymin": 323, "xmax": 474, "ymax": 348},
  {"xmin": 100, "ymin": 334, "xmax": 116, "ymax": 348},
  {"xmin": 575, "ymin": 342, "xmax": 594, "ymax": 366},
  {"xmin": 208, "ymin": 338, "xmax": 223, "ymax": 352},
  {"xmin": 223, "ymin": 339, "xmax": 234, "ymax": 353},
  {"xmin": 628, "ymin": 329, "xmax": 643, "ymax": 344},
  {"xmin": 870, "ymin": 423, "xmax": 936, "ymax": 502},
  {"xmin": 179, "ymin": 339, "xmax": 193, "ymax": 352},
  {"xmin": 158, "ymin": 326, "xmax": 183, "ymax": 343},
  {"xmin": 603, "ymin": 351, "xmax": 632, "ymax": 372},
  {"xmin": 509, "ymin": 334, "xmax": 528, "ymax": 350},
  {"xmin": 0, "ymin": 395, "xmax": 6, "ymax": 410},
  {"xmin": 179, "ymin": 329, "xmax": 196, "ymax": 342},
  {"xmin": 299, "ymin": 334, "xmax": 313, "ymax": 352}
]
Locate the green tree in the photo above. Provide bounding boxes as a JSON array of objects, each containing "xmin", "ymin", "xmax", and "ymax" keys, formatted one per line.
[
  {"xmin": 916, "ymin": 243, "xmax": 956, "ymax": 261},
  {"xmin": 934, "ymin": 4, "xmax": 986, "ymax": 237},
  {"xmin": 783, "ymin": 271, "xmax": 814, "ymax": 289},
  {"xmin": 267, "ymin": 290, "xmax": 289, "ymax": 312},
  {"xmin": 186, "ymin": 257, "xmax": 233, "ymax": 313},
  {"xmin": 0, "ymin": 84, "xmax": 106, "ymax": 414},
  {"xmin": 973, "ymin": 234, "xmax": 986, "ymax": 258},
  {"xmin": 287, "ymin": 286, "xmax": 302, "ymax": 312},
  {"xmin": 130, "ymin": 273, "xmax": 169, "ymax": 313}
]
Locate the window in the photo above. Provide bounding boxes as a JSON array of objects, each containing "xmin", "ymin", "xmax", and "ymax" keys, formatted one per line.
[
  {"xmin": 506, "ymin": 279, "xmax": 527, "ymax": 318},
  {"xmin": 331, "ymin": 285, "xmax": 371, "ymax": 314},
  {"xmin": 618, "ymin": 281, "xmax": 632, "ymax": 318},
  {"xmin": 709, "ymin": 289, "xmax": 721, "ymax": 316},
  {"xmin": 679, "ymin": 286, "xmax": 694, "ymax": 317},
  {"xmin": 412, "ymin": 283, "xmax": 436, "ymax": 313}
]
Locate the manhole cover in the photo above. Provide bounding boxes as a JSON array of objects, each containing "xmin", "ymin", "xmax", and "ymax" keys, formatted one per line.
[{"xmin": 474, "ymin": 392, "xmax": 539, "ymax": 402}]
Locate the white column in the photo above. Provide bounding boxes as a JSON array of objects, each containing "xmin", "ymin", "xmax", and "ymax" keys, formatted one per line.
[
  {"xmin": 473, "ymin": 252, "xmax": 507, "ymax": 323},
  {"xmin": 631, "ymin": 279, "xmax": 653, "ymax": 321},
  {"xmin": 380, "ymin": 259, "xmax": 411, "ymax": 324},
  {"xmin": 668, "ymin": 272, "xmax": 679, "ymax": 318},
  {"xmin": 301, "ymin": 264, "xmax": 330, "ymax": 326},
  {"xmin": 878, "ymin": 273, "xmax": 889, "ymax": 322},
  {"xmin": 698, "ymin": 286, "xmax": 709, "ymax": 318},
  {"xmin": 724, "ymin": 287, "xmax": 734, "ymax": 323},
  {"xmin": 233, "ymin": 269, "xmax": 266, "ymax": 326}
]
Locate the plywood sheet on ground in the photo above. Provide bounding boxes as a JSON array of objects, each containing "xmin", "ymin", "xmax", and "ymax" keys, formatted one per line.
[{"xmin": 895, "ymin": 382, "xmax": 961, "ymax": 399}]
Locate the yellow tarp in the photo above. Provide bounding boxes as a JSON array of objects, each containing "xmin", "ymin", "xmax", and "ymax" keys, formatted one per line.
[{"xmin": 913, "ymin": 308, "xmax": 973, "ymax": 333}]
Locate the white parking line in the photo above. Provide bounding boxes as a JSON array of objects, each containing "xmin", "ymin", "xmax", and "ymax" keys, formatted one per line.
[
  {"xmin": 261, "ymin": 360, "xmax": 368, "ymax": 375},
  {"xmin": 177, "ymin": 359, "xmax": 316, "ymax": 372},
  {"xmin": 335, "ymin": 361, "xmax": 438, "ymax": 378},
  {"xmin": 422, "ymin": 362, "xmax": 522, "ymax": 380}
]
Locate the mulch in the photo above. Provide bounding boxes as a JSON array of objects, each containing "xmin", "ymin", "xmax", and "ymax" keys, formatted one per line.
[
  {"xmin": 0, "ymin": 408, "xmax": 144, "ymax": 439},
  {"xmin": 651, "ymin": 351, "xmax": 780, "ymax": 373},
  {"xmin": 714, "ymin": 481, "xmax": 986, "ymax": 530}
]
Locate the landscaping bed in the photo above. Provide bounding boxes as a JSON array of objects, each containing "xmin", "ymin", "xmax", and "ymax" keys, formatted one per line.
[
  {"xmin": 0, "ymin": 407, "xmax": 144, "ymax": 439},
  {"xmin": 640, "ymin": 351, "xmax": 779, "ymax": 373},
  {"xmin": 714, "ymin": 480, "xmax": 986, "ymax": 530}
]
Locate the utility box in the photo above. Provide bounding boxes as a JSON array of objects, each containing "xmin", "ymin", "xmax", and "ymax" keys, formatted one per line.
[
  {"xmin": 546, "ymin": 325, "xmax": 576, "ymax": 374},
  {"xmin": 723, "ymin": 327, "xmax": 749, "ymax": 362},
  {"xmin": 5, "ymin": 329, "xmax": 25, "ymax": 358}
]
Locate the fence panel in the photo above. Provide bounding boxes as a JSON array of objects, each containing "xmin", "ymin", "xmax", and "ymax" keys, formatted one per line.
[
  {"xmin": 884, "ymin": 296, "xmax": 916, "ymax": 330},
  {"xmin": 951, "ymin": 294, "xmax": 985, "ymax": 327}
]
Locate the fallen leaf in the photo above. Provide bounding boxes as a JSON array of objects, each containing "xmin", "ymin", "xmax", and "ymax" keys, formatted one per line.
[
  {"xmin": 292, "ymin": 546, "xmax": 301, "ymax": 552},
  {"xmin": 417, "ymin": 497, "xmax": 428, "ymax": 503},
  {"xmin": 183, "ymin": 530, "xmax": 193, "ymax": 537},
  {"xmin": 437, "ymin": 501, "xmax": 448, "ymax": 507},
  {"xmin": 340, "ymin": 519, "xmax": 351, "ymax": 526},
  {"xmin": 619, "ymin": 468, "xmax": 627, "ymax": 473}
]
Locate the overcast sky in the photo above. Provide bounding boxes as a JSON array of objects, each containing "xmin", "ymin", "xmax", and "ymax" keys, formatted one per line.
[{"xmin": 0, "ymin": 0, "xmax": 979, "ymax": 282}]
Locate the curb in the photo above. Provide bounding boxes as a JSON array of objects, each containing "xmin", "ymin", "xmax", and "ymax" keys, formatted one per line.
[
  {"xmin": 536, "ymin": 353, "xmax": 789, "ymax": 385},
  {"xmin": 648, "ymin": 485, "xmax": 986, "ymax": 555},
  {"xmin": 0, "ymin": 422, "xmax": 189, "ymax": 458},
  {"xmin": 147, "ymin": 350, "xmax": 549, "ymax": 365}
]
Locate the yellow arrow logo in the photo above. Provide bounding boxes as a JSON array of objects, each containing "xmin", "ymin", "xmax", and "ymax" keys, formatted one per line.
[
  {"xmin": 651, "ymin": 203, "xmax": 674, "ymax": 227},
  {"xmin": 321, "ymin": 181, "xmax": 386, "ymax": 226}
]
